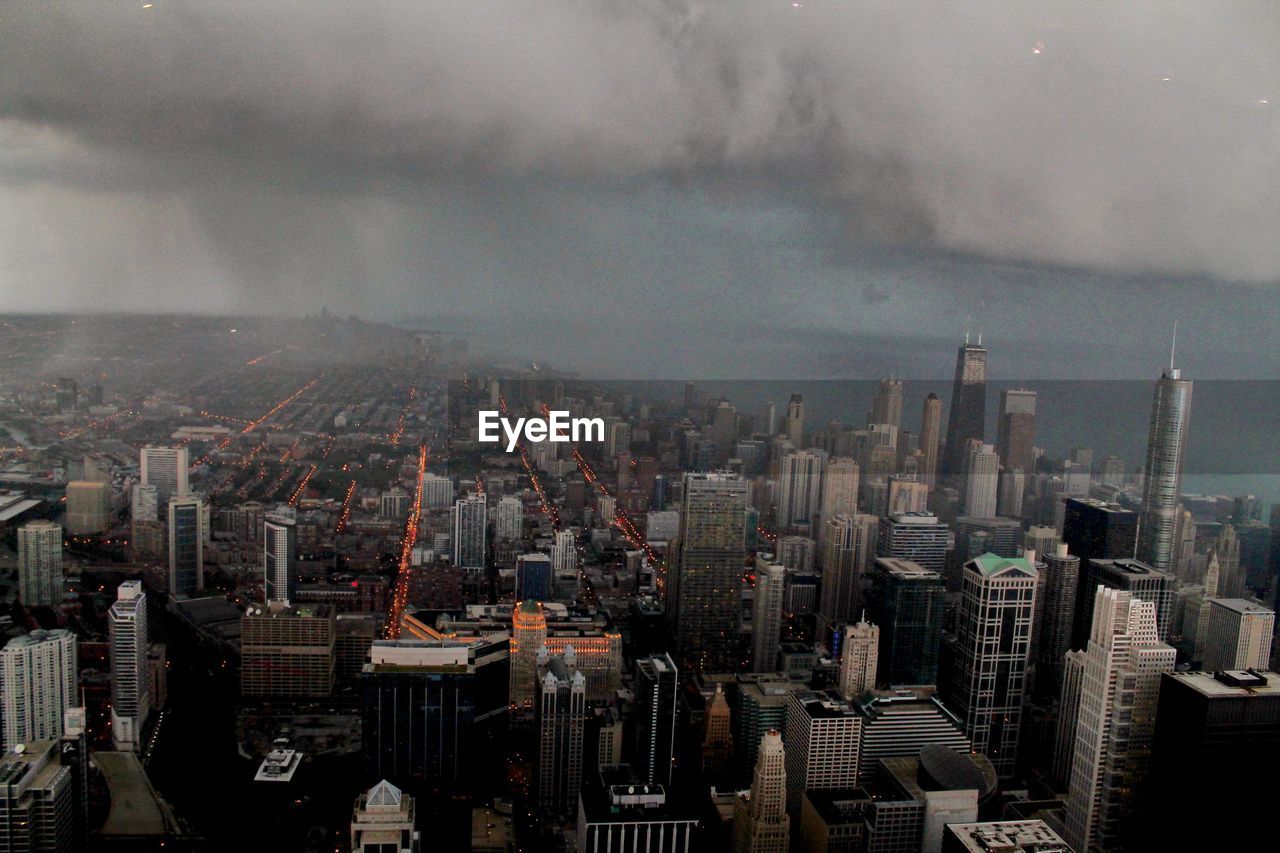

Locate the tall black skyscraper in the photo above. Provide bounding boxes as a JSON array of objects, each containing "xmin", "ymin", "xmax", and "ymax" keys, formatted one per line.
[
  {"xmin": 1148, "ymin": 670, "xmax": 1280, "ymax": 849},
  {"xmin": 633, "ymin": 653, "xmax": 678, "ymax": 787},
  {"xmin": 866, "ymin": 557, "xmax": 946, "ymax": 687},
  {"xmin": 1063, "ymin": 499, "xmax": 1140, "ymax": 648},
  {"xmin": 941, "ymin": 336, "xmax": 988, "ymax": 479}
]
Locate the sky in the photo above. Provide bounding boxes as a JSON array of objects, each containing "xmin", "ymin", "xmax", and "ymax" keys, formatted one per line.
[{"xmin": 1, "ymin": 1, "xmax": 1277, "ymax": 378}]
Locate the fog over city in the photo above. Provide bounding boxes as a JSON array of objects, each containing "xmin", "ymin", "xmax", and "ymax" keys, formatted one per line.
[{"xmin": 2, "ymin": 1, "xmax": 1277, "ymax": 375}]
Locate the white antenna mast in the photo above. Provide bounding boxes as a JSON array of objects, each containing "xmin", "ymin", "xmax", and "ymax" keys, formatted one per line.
[{"xmin": 1169, "ymin": 320, "xmax": 1178, "ymax": 370}]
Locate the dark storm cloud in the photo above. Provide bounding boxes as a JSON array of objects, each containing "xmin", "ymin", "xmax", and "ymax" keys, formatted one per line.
[{"xmin": 0, "ymin": 1, "xmax": 1277, "ymax": 375}]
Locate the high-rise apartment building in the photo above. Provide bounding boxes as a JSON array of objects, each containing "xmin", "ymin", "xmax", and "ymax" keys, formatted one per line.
[
  {"xmin": 167, "ymin": 495, "xmax": 205, "ymax": 597},
  {"xmin": 495, "ymin": 495, "xmax": 523, "ymax": 541},
  {"xmin": 1137, "ymin": 364, "xmax": 1192, "ymax": 572},
  {"xmin": 777, "ymin": 451, "xmax": 824, "ymax": 529},
  {"xmin": 1061, "ymin": 588, "xmax": 1175, "ymax": 853},
  {"xmin": 17, "ymin": 521, "xmax": 63, "ymax": 608},
  {"xmin": 948, "ymin": 554, "xmax": 1037, "ymax": 778},
  {"xmin": 0, "ymin": 735, "xmax": 83, "ymax": 853},
  {"xmin": 1033, "ymin": 544, "xmax": 1081, "ymax": 699},
  {"xmin": 669, "ymin": 472, "xmax": 748, "ymax": 673},
  {"xmin": 752, "ymin": 556, "xmax": 786, "ymax": 673},
  {"xmin": 0, "ymin": 630, "xmax": 77, "ymax": 751},
  {"xmin": 452, "ymin": 494, "xmax": 487, "ymax": 571},
  {"xmin": 866, "ymin": 558, "xmax": 945, "ymax": 687},
  {"xmin": 733, "ymin": 731, "xmax": 790, "ymax": 853},
  {"xmin": 941, "ymin": 339, "xmax": 988, "ymax": 479},
  {"xmin": 109, "ymin": 581, "xmax": 150, "ymax": 752},
  {"xmin": 140, "ymin": 444, "xmax": 189, "ymax": 505},
  {"xmin": 263, "ymin": 505, "xmax": 297, "ymax": 605},
  {"xmin": 818, "ymin": 514, "xmax": 878, "ymax": 633}
]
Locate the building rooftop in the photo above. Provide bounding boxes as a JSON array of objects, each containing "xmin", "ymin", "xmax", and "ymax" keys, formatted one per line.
[
  {"xmin": 793, "ymin": 689, "xmax": 859, "ymax": 720},
  {"xmin": 1210, "ymin": 598, "xmax": 1274, "ymax": 616},
  {"xmin": 943, "ymin": 819, "xmax": 1073, "ymax": 852},
  {"xmin": 253, "ymin": 749, "xmax": 302, "ymax": 783},
  {"xmin": 1165, "ymin": 669, "xmax": 1280, "ymax": 698},
  {"xmin": 96, "ymin": 750, "xmax": 188, "ymax": 839},
  {"xmin": 874, "ymin": 558, "xmax": 942, "ymax": 579},
  {"xmin": 967, "ymin": 553, "xmax": 1037, "ymax": 579}
]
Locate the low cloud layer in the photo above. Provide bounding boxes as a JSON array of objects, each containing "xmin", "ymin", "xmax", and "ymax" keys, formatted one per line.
[{"xmin": 0, "ymin": 1, "xmax": 1276, "ymax": 373}]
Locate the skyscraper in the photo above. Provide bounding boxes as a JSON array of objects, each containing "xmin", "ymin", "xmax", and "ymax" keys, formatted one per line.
[
  {"xmin": 263, "ymin": 505, "xmax": 297, "ymax": 605},
  {"xmin": 818, "ymin": 514, "xmax": 878, "ymax": 634},
  {"xmin": 1149, "ymin": 670, "xmax": 1280, "ymax": 849},
  {"xmin": 776, "ymin": 451, "xmax": 824, "ymax": 529},
  {"xmin": 994, "ymin": 389, "xmax": 1036, "ymax": 476},
  {"xmin": 452, "ymin": 494, "xmax": 487, "ymax": 571},
  {"xmin": 963, "ymin": 444, "xmax": 999, "ymax": 518},
  {"xmin": 1079, "ymin": 558, "xmax": 1176, "ymax": 644},
  {"xmin": 634, "ymin": 653, "xmax": 678, "ymax": 787},
  {"xmin": 495, "ymin": 495, "xmax": 523, "ymax": 541},
  {"xmin": 866, "ymin": 558, "xmax": 945, "ymax": 687},
  {"xmin": 1061, "ymin": 588, "xmax": 1175, "ymax": 853},
  {"xmin": 1202, "ymin": 598, "xmax": 1275, "ymax": 671},
  {"xmin": 65, "ymin": 480, "xmax": 110, "ymax": 535},
  {"xmin": 783, "ymin": 690, "xmax": 861, "ymax": 814},
  {"xmin": 140, "ymin": 444, "xmax": 189, "ymax": 505},
  {"xmin": 784, "ymin": 394, "xmax": 805, "ymax": 446},
  {"xmin": 1033, "ymin": 544, "xmax": 1080, "ymax": 699},
  {"xmin": 109, "ymin": 581, "xmax": 150, "ymax": 752},
  {"xmin": 941, "ymin": 338, "xmax": 988, "ymax": 479},
  {"xmin": 818, "ymin": 457, "xmax": 859, "ymax": 525},
  {"xmin": 17, "ymin": 520, "xmax": 63, "ymax": 608},
  {"xmin": 361, "ymin": 635, "xmax": 509, "ymax": 787},
  {"xmin": 167, "ymin": 495, "xmax": 205, "ymax": 597},
  {"xmin": 838, "ymin": 619, "xmax": 878, "ymax": 700},
  {"xmin": 751, "ymin": 556, "xmax": 786, "ymax": 673},
  {"xmin": 536, "ymin": 650, "xmax": 587, "ymax": 813},
  {"xmin": 733, "ymin": 731, "xmax": 790, "ymax": 853},
  {"xmin": 0, "ymin": 735, "xmax": 83, "ymax": 853},
  {"xmin": 241, "ymin": 603, "xmax": 336, "ymax": 697},
  {"xmin": 0, "ymin": 630, "xmax": 77, "ymax": 751},
  {"xmin": 948, "ymin": 554, "xmax": 1038, "ymax": 778},
  {"xmin": 509, "ymin": 600, "xmax": 549, "ymax": 714},
  {"xmin": 1137, "ymin": 363, "xmax": 1192, "ymax": 573},
  {"xmin": 876, "ymin": 512, "xmax": 948, "ymax": 576},
  {"xmin": 871, "ymin": 377, "xmax": 904, "ymax": 429},
  {"xmin": 920, "ymin": 393, "xmax": 942, "ymax": 487},
  {"xmin": 515, "ymin": 553, "xmax": 553, "ymax": 602},
  {"xmin": 669, "ymin": 472, "xmax": 748, "ymax": 673}
]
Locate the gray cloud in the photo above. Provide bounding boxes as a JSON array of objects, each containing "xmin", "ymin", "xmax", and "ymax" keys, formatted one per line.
[{"xmin": 0, "ymin": 1, "xmax": 1277, "ymax": 374}]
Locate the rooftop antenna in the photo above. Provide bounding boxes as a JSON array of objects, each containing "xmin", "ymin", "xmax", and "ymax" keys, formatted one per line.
[
  {"xmin": 1169, "ymin": 320, "xmax": 1178, "ymax": 370},
  {"xmin": 964, "ymin": 316, "xmax": 971, "ymax": 346},
  {"xmin": 977, "ymin": 326, "xmax": 983, "ymax": 346}
]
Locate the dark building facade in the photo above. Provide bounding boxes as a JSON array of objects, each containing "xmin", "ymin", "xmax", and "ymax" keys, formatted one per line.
[{"xmin": 866, "ymin": 558, "xmax": 946, "ymax": 687}]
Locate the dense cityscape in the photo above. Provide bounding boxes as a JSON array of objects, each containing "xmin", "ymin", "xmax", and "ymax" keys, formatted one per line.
[
  {"xmin": 2, "ymin": 2, "xmax": 1277, "ymax": 851},
  {"xmin": 0, "ymin": 313, "xmax": 1274, "ymax": 851}
]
